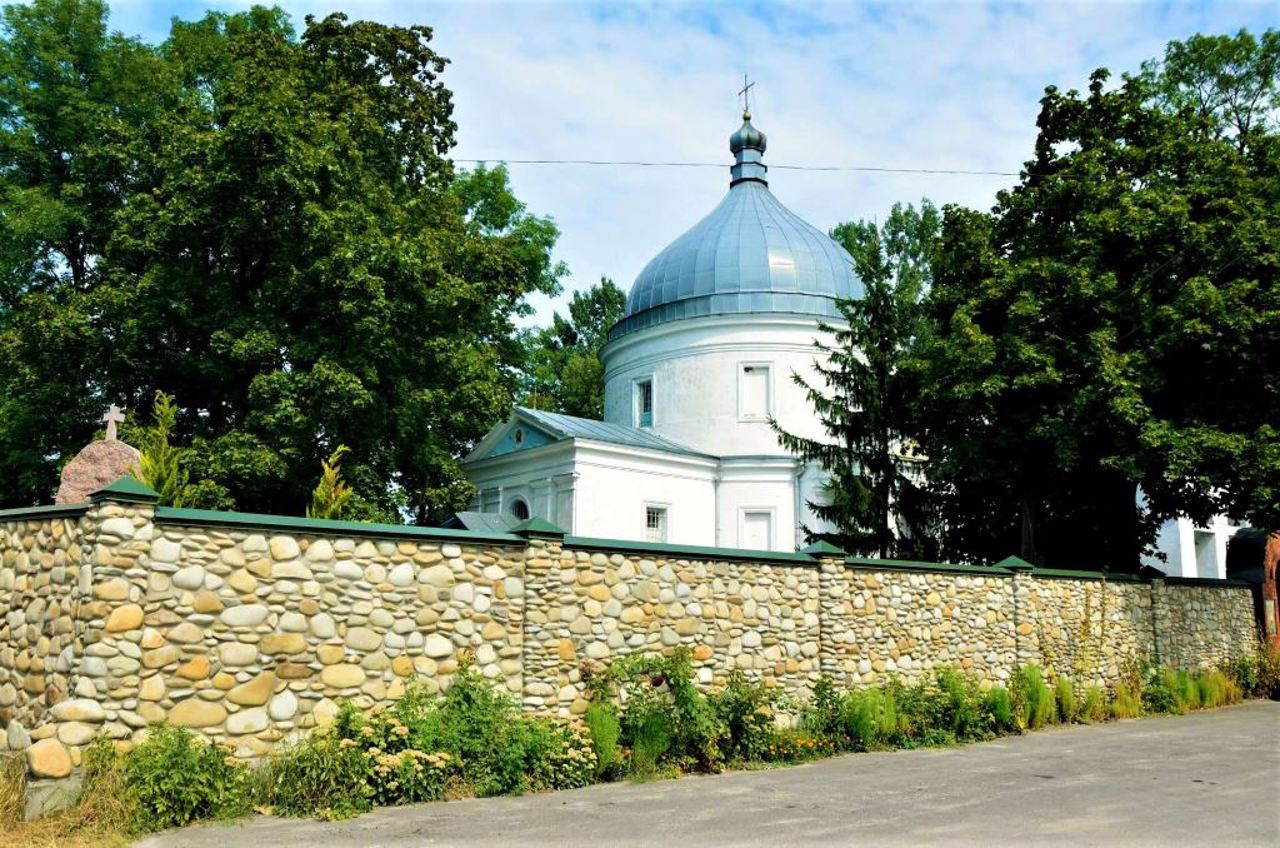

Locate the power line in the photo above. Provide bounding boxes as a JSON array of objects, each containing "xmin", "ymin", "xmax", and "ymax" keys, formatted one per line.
[{"xmin": 452, "ymin": 158, "xmax": 1026, "ymax": 178}]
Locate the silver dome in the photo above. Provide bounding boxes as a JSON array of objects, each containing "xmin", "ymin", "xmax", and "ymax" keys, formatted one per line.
[{"xmin": 609, "ymin": 115, "xmax": 861, "ymax": 340}]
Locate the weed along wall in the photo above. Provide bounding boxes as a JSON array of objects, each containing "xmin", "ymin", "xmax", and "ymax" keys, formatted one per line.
[{"xmin": 0, "ymin": 479, "xmax": 1260, "ymax": 782}]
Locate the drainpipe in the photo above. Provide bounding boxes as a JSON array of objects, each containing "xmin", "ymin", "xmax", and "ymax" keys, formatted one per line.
[{"xmin": 793, "ymin": 461, "xmax": 805, "ymax": 549}]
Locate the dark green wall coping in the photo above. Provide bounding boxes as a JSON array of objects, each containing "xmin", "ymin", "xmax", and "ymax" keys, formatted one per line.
[
  {"xmin": 0, "ymin": 502, "xmax": 90, "ymax": 521},
  {"xmin": 1029, "ymin": 567, "xmax": 1149, "ymax": 583},
  {"xmin": 1163, "ymin": 575, "xmax": 1254, "ymax": 588},
  {"xmin": 154, "ymin": 507, "xmax": 525, "ymax": 546},
  {"xmin": 562, "ymin": 535, "xmax": 819, "ymax": 566},
  {"xmin": 845, "ymin": 556, "xmax": 1013, "ymax": 577}
]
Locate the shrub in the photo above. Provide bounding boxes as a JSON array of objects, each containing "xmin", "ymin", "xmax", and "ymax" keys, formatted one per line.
[
  {"xmin": 263, "ymin": 723, "xmax": 374, "ymax": 819},
  {"xmin": 1011, "ymin": 665, "xmax": 1057, "ymax": 730},
  {"xmin": 627, "ymin": 693, "xmax": 674, "ymax": 777},
  {"xmin": 1224, "ymin": 640, "xmax": 1280, "ymax": 699},
  {"xmin": 1080, "ymin": 685, "xmax": 1107, "ymax": 723},
  {"xmin": 1111, "ymin": 684, "xmax": 1142, "ymax": 719},
  {"xmin": 1196, "ymin": 670, "xmax": 1242, "ymax": 708},
  {"xmin": 709, "ymin": 672, "xmax": 780, "ymax": 763},
  {"xmin": 114, "ymin": 724, "xmax": 252, "ymax": 832},
  {"xmin": 844, "ymin": 687, "xmax": 887, "ymax": 750},
  {"xmin": 982, "ymin": 686, "xmax": 1017, "ymax": 734},
  {"xmin": 1055, "ymin": 677, "xmax": 1078, "ymax": 723},
  {"xmin": 934, "ymin": 666, "xmax": 988, "ymax": 742},
  {"xmin": 1141, "ymin": 669, "xmax": 1182, "ymax": 715},
  {"xmin": 801, "ymin": 676, "xmax": 847, "ymax": 749},
  {"xmin": 599, "ymin": 649, "xmax": 725, "ymax": 774},
  {"xmin": 1176, "ymin": 670, "xmax": 1201, "ymax": 711},
  {"xmin": 584, "ymin": 703, "xmax": 623, "ymax": 778}
]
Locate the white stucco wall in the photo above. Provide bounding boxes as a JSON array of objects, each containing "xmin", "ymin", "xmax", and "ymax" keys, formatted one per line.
[
  {"xmin": 601, "ymin": 314, "xmax": 838, "ymax": 457},
  {"xmin": 1140, "ymin": 514, "xmax": 1241, "ymax": 579},
  {"xmin": 463, "ymin": 440, "xmax": 718, "ymax": 545},
  {"xmin": 572, "ymin": 445, "xmax": 717, "ymax": 545}
]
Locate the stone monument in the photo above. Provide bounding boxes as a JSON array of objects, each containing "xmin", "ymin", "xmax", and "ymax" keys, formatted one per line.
[{"xmin": 54, "ymin": 405, "xmax": 142, "ymax": 504}]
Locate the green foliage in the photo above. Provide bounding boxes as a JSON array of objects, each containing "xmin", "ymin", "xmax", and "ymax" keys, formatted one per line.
[
  {"xmin": 520, "ymin": 277, "xmax": 625, "ymax": 418},
  {"xmin": 128, "ymin": 390, "xmax": 235, "ymax": 507},
  {"xmin": 594, "ymin": 648, "xmax": 725, "ymax": 775},
  {"xmin": 1011, "ymin": 665, "xmax": 1057, "ymax": 730},
  {"xmin": 983, "ymin": 685, "xmax": 1017, "ymax": 734},
  {"xmin": 800, "ymin": 676, "xmax": 847, "ymax": 746},
  {"xmin": 1141, "ymin": 669, "xmax": 1183, "ymax": 714},
  {"xmin": 306, "ymin": 445, "xmax": 354, "ymax": 520},
  {"xmin": 266, "ymin": 662, "xmax": 594, "ymax": 818},
  {"xmin": 583, "ymin": 703, "xmax": 623, "ymax": 779},
  {"xmin": 1055, "ymin": 676, "xmax": 1078, "ymax": 723},
  {"xmin": 99, "ymin": 725, "xmax": 251, "ymax": 833},
  {"xmin": 1196, "ymin": 670, "xmax": 1243, "ymax": 708},
  {"xmin": 708, "ymin": 671, "xmax": 782, "ymax": 763},
  {"xmin": 918, "ymin": 30, "xmax": 1280, "ymax": 568},
  {"xmin": 262, "ymin": 720, "xmax": 374, "ymax": 819},
  {"xmin": 1223, "ymin": 640, "xmax": 1280, "ymax": 699},
  {"xmin": 1080, "ymin": 685, "xmax": 1107, "ymax": 723},
  {"xmin": 1111, "ymin": 680, "xmax": 1143, "ymax": 720},
  {"xmin": 0, "ymin": 1, "xmax": 564, "ymax": 517},
  {"xmin": 775, "ymin": 201, "xmax": 941, "ymax": 558}
]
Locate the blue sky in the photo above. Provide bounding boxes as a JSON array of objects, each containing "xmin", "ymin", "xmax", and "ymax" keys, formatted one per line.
[{"xmin": 105, "ymin": 1, "xmax": 1275, "ymax": 320}]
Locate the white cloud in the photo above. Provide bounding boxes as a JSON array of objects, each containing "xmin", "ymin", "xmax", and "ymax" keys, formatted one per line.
[{"xmin": 108, "ymin": 1, "xmax": 1276, "ymax": 321}]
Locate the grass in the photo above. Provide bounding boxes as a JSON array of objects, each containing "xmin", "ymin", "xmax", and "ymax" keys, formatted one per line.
[{"xmin": 0, "ymin": 754, "xmax": 132, "ymax": 848}]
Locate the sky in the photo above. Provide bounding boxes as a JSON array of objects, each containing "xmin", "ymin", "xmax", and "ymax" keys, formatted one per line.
[{"xmin": 105, "ymin": 1, "xmax": 1275, "ymax": 321}]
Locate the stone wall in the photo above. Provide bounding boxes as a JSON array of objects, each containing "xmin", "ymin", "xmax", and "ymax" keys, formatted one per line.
[
  {"xmin": 0, "ymin": 509, "xmax": 92, "ymax": 758},
  {"xmin": 522, "ymin": 546, "xmax": 825, "ymax": 714},
  {"xmin": 0, "ymin": 489, "xmax": 1261, "ymax": 779},
  {"xmin": 820, "ymin": 567, "xmax": 1019, "ymax": 688}
]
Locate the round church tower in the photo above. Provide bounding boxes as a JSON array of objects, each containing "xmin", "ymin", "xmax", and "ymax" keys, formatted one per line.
[
  {"xmin": 601, "ymin": 110, "xmax": 860, "ymax": 549},
  {"xmin": 602, "ymin": 110, "xmax": 860, "ymax": 457}
]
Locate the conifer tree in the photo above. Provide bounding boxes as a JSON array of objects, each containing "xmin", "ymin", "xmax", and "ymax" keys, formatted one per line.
[{"xmin": 774, "ymin": 202, "xmax": 940, "ymax": 558}]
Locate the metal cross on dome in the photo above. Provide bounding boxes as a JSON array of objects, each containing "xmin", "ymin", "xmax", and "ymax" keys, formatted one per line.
[
  {"xmin": 102, "ymin": 404, "xmax": 125, "ymax": 441},
  {"xmin": 738, "ymin": 74, "xmax": 755, "ymax": 114}
]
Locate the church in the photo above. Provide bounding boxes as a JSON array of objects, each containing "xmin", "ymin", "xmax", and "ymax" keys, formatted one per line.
[
  {"xmin": 460, "ymin": 108, "xmax": 849, "ymax": 552},
  {"xmin": 458, "ymin": 107, "xmax": 1243, "ymax": 574}
]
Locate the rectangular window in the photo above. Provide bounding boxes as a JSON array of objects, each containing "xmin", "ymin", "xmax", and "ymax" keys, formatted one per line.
[
  {"xmin": 742, "ymin": 510, "xmax": 773, "ymax": 550},
  {"xmin": 636, "ymin": 378, "xmax": 654, "ymax": 428},
  {"xmin": 645, "ymin": 506, "xmax": 667, "ymax": 542},
  {"xmin": 739, "ymin": 363, "xmax": 772, "ymax": 420}
]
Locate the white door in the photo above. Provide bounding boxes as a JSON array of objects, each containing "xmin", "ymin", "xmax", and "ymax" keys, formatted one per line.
[{"xmin": 742, "ymin": 510, "xmax": 773, "ymax": 550}]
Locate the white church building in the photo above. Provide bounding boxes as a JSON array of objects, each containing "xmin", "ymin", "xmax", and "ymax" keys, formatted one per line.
[
  {"xmin": 462, "ymin": 109, "xmax": 845, "ymax": 552},
  {"xmin": 460, "ymin": 108, "xmax": 1242, "ymax": 575}
]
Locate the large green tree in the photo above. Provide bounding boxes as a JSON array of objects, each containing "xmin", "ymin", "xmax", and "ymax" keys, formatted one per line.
[
  {"xmin": 0, "ymin": 1, "xmax": 564, "ymax": 521},
  {"xmin": 919, "ymin": 30, "xmax": 1279, "ymax": 569},
  {"xmin": 519, "ymin": 276, "xmax": 625, "ymax": 418},
  {"xmin": 775, "ymin": 201, "xmax": 940, "ymax": 558}
]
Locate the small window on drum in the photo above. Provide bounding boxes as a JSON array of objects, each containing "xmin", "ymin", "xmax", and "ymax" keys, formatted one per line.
[{"xmin": 510, "ymin": 498, "xmax": 530, "ymax": 520}]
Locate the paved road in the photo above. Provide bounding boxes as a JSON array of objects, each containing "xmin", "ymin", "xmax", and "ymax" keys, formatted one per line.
[{"xmin": 139, "ymin": 700, "xmax": 1280, "ymax": 848}]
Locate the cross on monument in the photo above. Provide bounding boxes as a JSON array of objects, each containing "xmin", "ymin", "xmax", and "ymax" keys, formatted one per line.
[
  {"xmin": 738, "ymin": 74, "xmax": 755, "ymax": 115},
  {"xmin": 102, "ymin": 404, "xmax": 125, "ymax": 441}
]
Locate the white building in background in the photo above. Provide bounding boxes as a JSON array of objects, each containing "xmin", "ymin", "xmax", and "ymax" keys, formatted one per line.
[
  {"xmin": 462, "ymin": 109, "xmax": 850, "ymax": 552},
  {"xmin": 1142, "ymin": 515, "xmax": 1242, "ymax": 580}
]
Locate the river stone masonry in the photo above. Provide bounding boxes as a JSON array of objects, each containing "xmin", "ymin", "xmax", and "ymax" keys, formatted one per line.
[{"xmin": 0, "ymin": 479, "xmax": 1261, "ymax": 780}]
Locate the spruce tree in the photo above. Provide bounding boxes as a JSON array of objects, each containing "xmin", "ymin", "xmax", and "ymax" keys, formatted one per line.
[{"xmin": 774, "ymin": 202, "xmax": 940, "ymax": 558}]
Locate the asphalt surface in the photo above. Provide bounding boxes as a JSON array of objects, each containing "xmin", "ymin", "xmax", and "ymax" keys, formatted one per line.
[{"xmin": 137, "ymin": 700, "xmax": 1280, "ymax": 848}]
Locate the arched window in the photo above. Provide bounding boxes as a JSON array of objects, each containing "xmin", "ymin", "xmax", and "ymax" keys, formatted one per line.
[{"xmin": 510, "ymin": 498, "xmax": 530, "ymax": 521}]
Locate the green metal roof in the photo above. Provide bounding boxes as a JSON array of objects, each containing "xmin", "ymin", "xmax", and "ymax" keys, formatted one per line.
[
  {"xmin": 444, "ymin": 511, "xmax": 521, "ymax": 533},
  {"xmin": 514, "ymin": 407, "xmax": 714, "ymax": 458},
  {"xmin": 90, "ymin": 476, "xmax": 160, "ymax": 503}
]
